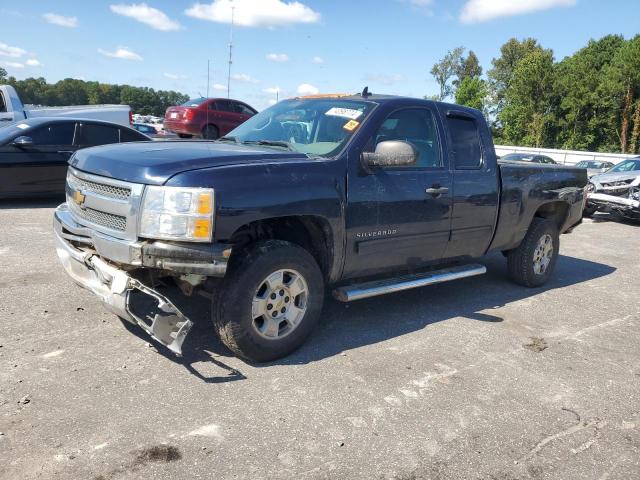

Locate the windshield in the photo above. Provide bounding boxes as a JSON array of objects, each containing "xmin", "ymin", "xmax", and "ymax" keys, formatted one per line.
[
  {"xmin": 502, "ymin": 153, "xmax": 534, "ymax": 162},
  {"xmin": 225, "ymin": 98, "xmax": 375, "ymax": 157},
  {"xmin": 576, "ymin": 161, "xmax": 607, "ymax": 168},
  {"xmin": 607, "ymin": 159, "xmax": 640, "ymax": 173},
  {"xmin": 181, "ymin": 97, "xmax": 207, "ymax": 107}
]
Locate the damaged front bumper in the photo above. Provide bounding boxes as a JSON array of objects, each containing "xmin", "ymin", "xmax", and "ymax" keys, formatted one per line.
[
  {"xmin": 53, "ymin": 203, "xmax": 231, "ymax": 355},
  {"xmin": 588, "ymin": 192, "xmax": 640, "ymax": 215},
  {"xmin": 54, "ymin": 229, "xmax": 194, "ymax": 354}
]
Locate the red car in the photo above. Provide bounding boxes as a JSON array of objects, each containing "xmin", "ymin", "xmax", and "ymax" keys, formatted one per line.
[{"xmin": 164, "ymin": 97, "xmax": 257, "ymax": 139}]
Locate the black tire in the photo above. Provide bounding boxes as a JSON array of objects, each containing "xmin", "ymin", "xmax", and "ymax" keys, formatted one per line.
[
  {"xmin": 582, "ymin": 204, "xmax": 597, "ymax": 218},
  {"xmin": 507, "ymin": 218, "xmax": 559, "ymax": 288},
  {"xmin": 202, "ymin": 125, "xmax": 219, "ymax": 140},
  {"xmin": 212, "ymin": 240, "xmax": 324, "ymax": 362},
  {"xmin": 177, "ymin": 133, "xmax": 192, "ymax": 139}
]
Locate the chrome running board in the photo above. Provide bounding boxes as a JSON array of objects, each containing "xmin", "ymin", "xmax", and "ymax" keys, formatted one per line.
[{"xmin": 333, "ymin": 264, "xmax": 487, "ymax": 302}]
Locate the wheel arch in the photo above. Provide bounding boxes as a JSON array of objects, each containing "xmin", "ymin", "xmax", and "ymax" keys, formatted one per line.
[{"xmin": 533, "ymin": 200, "xmax": 570, "ymax": 230}]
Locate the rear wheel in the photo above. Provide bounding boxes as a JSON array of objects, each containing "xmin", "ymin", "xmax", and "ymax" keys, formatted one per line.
[
  {"xmin": 507, "ymin": 218, "xmax": 559, "ymax": 287},
  {"xmin": 202, "ymin": 125, "xmax": 219, "ymax": 140},
  {"xmin": 212, "ymin": 240, "xmax": 324, "ymax": 362}
]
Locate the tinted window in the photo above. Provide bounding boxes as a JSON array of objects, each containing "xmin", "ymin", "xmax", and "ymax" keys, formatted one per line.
[
  {"xmin": 447, "ymin": 116, "xmax": 482, "ymax": 169},
  {"xmin": 78, "ymin": 123, "xmax": 119, "ymax": 146},
  {"xmin": 215, "ymin": 100, "xmax": 235, "ymax": 113},
  {"xmin": 29, "ymin": 122, "xmax": 75, "ymax": 145},
  {"xmin": 234, "ymin": 102, "xmax": 256, "ymax": 115},
  {"xmin": 373, "ymin": 108, "xmax": 441, "ymax": 168},
  {"xmin": 120, "ymin": 128, "xmax": 148, "ymax": 143}
]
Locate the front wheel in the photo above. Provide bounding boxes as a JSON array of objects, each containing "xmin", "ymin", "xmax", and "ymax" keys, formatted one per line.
[
  {"xmin": 507, "ymin": 218, "xmax": 559, "ymax": 287},
  {"xmin": 582, "ymin": 204, "xmax": 598, "ymax": 218},
  {"xmin": 212, "ymin": 240, "xmax": 324, "ymax": 362}
]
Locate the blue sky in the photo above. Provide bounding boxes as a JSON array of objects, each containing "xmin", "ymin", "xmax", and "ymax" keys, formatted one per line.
[{"xmin": 1, "ymin": 0, "xmax": 638, "ymax": 109}]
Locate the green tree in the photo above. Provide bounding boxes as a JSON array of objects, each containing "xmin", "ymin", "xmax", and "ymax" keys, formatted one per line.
[
  {"xmin": 454, "ymin": 50, "xmax": 482, "ymax": 87},
  {"xmin": 499, "ymin": 49, "xmax": 555, "ymax": 147},
  {"xmin": 430, "ymin": 46, "xmax": 465, "ymax": 101},
  {"xmin": 455, "ymin": 77, "xmax": 488, "ymax": 112},
  {"xmin": 0, "ymin": 67, "xmax": 7, "ymax": 83}
]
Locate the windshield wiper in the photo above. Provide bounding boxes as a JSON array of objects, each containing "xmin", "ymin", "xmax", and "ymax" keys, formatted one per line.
[
  {"xmin": 242, "ymin": 140, "xmax": 295, "ymax": 151},
  {"xmin": 217, "ymin": 135, "xmax": 240, "ymax": 144}
]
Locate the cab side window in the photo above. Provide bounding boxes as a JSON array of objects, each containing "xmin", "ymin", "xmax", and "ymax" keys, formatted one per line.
[
  {"xmin": 29, "ymin": 122, "xmax": 76, "ymax": 145},
  {"xmin": 77, "ymin": 123, "xmax": 119, "ymax": 146},
  {"xmin": 373, "ymin": 108, "xmax": 441, "ymax": 168},
  {"xmin": 447, "ymin": 115, "xmax": 482, "ymax": 169}
]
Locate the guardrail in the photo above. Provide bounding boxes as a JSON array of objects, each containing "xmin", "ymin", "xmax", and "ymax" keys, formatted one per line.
[{"xmin": 494, "ymin": 145, "xmax": 637, "ymax": 165}]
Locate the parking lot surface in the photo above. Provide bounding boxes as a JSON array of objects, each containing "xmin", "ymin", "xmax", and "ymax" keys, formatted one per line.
[{"xmin": 1, "ymin": 200, "xmax": 639, "ymax": 480}]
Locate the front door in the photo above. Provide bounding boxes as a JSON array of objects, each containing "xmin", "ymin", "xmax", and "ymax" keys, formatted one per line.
[{"xmin": 343, "ymin": 106, "xmax": 453, "ymax": 278}]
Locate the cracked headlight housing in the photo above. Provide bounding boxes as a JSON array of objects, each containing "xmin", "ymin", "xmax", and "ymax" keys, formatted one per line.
[{"xmin": 140, "ymin": 186, "xmax": 214, "ymax": 242}]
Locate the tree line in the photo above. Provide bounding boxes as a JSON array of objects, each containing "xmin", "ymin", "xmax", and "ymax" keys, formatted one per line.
[
  {"xmin": 430, "ymin": 34, "xmax": 640, "ymax": 154},
  {"xmin": 0, "ymin": 69, "xmax": 189, "ymax": 117}
]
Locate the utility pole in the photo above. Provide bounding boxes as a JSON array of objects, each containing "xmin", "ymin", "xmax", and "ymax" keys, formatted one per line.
[{"xmin": 227, "ymin": 3, "xmax": 234, "ymax": 99}]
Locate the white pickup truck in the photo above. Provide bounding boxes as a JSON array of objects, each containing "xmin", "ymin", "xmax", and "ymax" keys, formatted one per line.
[{"xmin": 0, "ymin": 85, "xmax": 132, "ymax": 126}]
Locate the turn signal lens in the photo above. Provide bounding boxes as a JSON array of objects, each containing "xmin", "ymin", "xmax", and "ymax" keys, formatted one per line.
[{"xmin": 196, "ymin": 193, "xmax": 213, "ymax": 214}]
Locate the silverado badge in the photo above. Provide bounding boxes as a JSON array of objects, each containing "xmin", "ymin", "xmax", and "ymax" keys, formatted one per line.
[{"xmin": 73, "ymin": 190, "xmax": 86, "ymax": 207}]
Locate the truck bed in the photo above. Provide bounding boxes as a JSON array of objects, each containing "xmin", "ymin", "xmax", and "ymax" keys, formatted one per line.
[{"xmin": 489, "ymin": 161, "xmax": 588, "ymax": 253}]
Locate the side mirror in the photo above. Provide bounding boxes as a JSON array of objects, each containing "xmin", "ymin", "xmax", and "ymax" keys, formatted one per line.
[
  {"xmin": 362, "ymin": 140, "xmax": 417, "ymax": 168},
  {"xmin": 13, "ymin": 136, "xmax": 34, "ymax": 147}
]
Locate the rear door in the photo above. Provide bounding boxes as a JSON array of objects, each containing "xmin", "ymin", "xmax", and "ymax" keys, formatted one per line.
[
  {"xmin": 76, "ymin": 122, "xmax": 120, "ymax": 148},
  {"xmin": 214, "ymin": 100, "xmax": 241, "ymax": 135},
  {"xmin": 442, "ymin": 110, "xmax": 499, "ymax": 259},
  {"xmin": 0, "ymin": 121, "xmax": 77, "ymax": 196},
  {"xmin": 344, "ymin": 105, "xmax": 453, "ymax": 278}
]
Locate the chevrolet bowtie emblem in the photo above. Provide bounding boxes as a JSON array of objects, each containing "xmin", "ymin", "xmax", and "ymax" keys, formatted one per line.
[{"xmin": 73, "ymin": 190, "xmax": 86, "ymax": 206}]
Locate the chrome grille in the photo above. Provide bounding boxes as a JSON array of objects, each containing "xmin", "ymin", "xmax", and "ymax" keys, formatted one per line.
[
  {"xmin": 68, "ymin": 201, "xmax": 127, "ymax": 231},
  {"xmin": 66, "ymin": 168, "xmax": 144, "ymax": 240},
  {"xmin": 69, "ymin": 174, "xmax": 131, "ymax": 200}
]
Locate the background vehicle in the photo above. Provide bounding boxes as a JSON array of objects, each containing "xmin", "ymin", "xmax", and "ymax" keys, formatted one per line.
[
  {"xmin": 164, "ymin": 97, "xmax": 257, "ymax": 139},
  {"xmin": 584, "ymin": 157, "xmax": 640, "ymax": 219},
  {"xmin": 132, "ymin": 122, "xmax": 178, "ymax": 140},
  {"xmin": 54, "ymin": 94, "xmax": 587, "ymax": 362},
  {"xmin": 501, "ymin": 152, "xmax": 557, "ymax": 164},
  {"xmin": 575, "ymin": 160, "xmax": 615, "ymax": 177},
  {"xmin": 0, "ymin": 117, "xmax": 149, "ymax": 198},
  {"xmin": 0, "ymin": 85, "xmax": 132, "ymax": 127}
]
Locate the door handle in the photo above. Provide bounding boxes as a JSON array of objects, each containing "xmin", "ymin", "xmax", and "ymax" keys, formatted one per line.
[{"xmin": 425, "ymin": 185, "xmax": 449, "ymax": 196}]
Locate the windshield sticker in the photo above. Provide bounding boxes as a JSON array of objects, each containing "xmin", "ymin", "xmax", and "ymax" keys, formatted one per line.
[
  {"xmin": 343, "ymin": 120, "xmax": 360, "ymax": 132},
  {"xmin": 16, "ymin": 123, "xmax": 29, "ymax": 130},
  {"xmin": 325, "ymin": 107, "xmax": 363, "ymax": 120}
]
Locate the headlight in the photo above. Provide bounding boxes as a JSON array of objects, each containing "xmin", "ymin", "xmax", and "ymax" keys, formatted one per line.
[
  {"xmin": 140, "ymin": 186, "xmax": 214, "ymax": 242},
  {"xmin": 586, "ymin": 183, "xmax": 596, "ymax": 193}
]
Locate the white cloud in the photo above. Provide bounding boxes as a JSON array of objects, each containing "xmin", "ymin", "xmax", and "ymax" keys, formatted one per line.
[
  {"xmin": 26, "ymin": 59, "xmax": 42, "ymax": 67},
  {"xmin": 263, "ymin": 87, "xmax": 281, "ymax": 94},
  {"xmin": 213, "ymin": 83, "xmax": 227, "ymax": 90},
  {"xmin": 43, "ymin": 13, "xmax": 78, "ymax": 27},
  {"xmin": 460, "ymin": 0, "xmax": 575, "ymax": 23},
  {"xmin": 0, "ymin": 42, "xmax": 26, "ymax": 58},
  {"xmin": 164, "ymin": 72, "xmax": 187, "ymax": 79},
  {"xmin": 364, "ymin": 73, "xmax": 405, "ymax": 85},
  {"xmin": 231, "ymin": 73, "xmax": 259, "ymax": 84},
  {"xmin": 4, "ymin": 61, "xmax": 24, "ymax": 69},
  {"xmin": 110, "ymin": 3, "xmax": 181, "ymax": 31},
  {"xmin": 296, "ymin": 83, "xmax": 319, "ymax": 96},
  {"xmin": 266, "ymin": 53, "xmax": 289, "ymax": 62},
  {"xmin": 98, "ymin": 46, "xmax": 143, "ymax": 61},
  {"xmin": 311, "ymin": 56, "xmax": 323, "ymax": 64},
  {"xmin": 185, "ymin": 0, "xmax": 320, "ymax": 28}
]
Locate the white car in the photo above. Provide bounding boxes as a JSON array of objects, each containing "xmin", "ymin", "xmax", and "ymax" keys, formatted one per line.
[{"xmin": 0, "ymin": 85, "xmax": 132, "ymax": 127}]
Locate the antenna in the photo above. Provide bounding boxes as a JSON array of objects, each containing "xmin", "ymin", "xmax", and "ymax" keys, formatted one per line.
[
  {"xmin": 227, "ymin": 2, "xmax": 234, "ymax": 99},
  {"xmin": 206, "ymin": 59, "xmax": 210, "ymax": 133}
]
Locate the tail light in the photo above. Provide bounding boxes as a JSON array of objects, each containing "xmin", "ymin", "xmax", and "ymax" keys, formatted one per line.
[
  {"xmin": 129, "ymin": 110, "xmax": 133, "ymax": 125},
  {"xmin": 184, "ymin": 108, "xmax": 194, "ymax": 121}
]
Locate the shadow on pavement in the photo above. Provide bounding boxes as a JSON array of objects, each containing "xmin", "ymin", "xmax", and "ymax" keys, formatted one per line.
[
  {"xmin": 0, "ymin": 196, "xmax": 64, "ymax": 209},
  {"xmin": 123, "ymin": 251, "xmax": 615, "ymax": 380}
]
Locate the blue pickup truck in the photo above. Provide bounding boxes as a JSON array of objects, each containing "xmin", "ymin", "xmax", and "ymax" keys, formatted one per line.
[{"xmin": 53, "ymin": 92, "xmax": 587, "ymax": 362}]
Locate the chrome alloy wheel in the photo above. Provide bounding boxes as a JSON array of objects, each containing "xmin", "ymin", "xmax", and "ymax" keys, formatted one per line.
[
  {"xmin": 251, "ymin": 269, "xmax": 309, "ymax": 340},
  {"xmin": 532, "ymin": 234, "xmax": 554, "ymax": 275}
]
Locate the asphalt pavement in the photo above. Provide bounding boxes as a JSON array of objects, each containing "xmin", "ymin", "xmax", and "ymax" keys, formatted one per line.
[{"xmin": 0, "ymin": 199, "xmax": 638, "ymax": 480}]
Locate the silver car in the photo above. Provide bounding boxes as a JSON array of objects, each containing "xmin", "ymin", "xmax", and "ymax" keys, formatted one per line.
[{"xmin": 584, "ymin": 158, "xmax": 640, "ymax": 220}]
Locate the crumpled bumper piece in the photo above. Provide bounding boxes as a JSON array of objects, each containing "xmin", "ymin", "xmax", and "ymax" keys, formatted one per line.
[
  {"xmin": 588, "ymin": 192, "xmax": 640, "ymax": 210},
  {"xmin": 54, "ymin": 230, "xmax": 193, "ymax": 355}
]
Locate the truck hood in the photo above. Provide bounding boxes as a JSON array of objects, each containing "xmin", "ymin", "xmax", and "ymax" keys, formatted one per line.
[{"xmin": 69, "ymin": 141, "xmax": 309, "ymax": 185}]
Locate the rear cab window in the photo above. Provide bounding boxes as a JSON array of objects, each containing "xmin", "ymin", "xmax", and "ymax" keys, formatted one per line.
[
  {"xmin": 0, "ymin": 91, "xmax": 6, "ymax": 113},
  {"xmin": 446, "ymin": 114, "xmax": 483, "ymax": 169}
]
